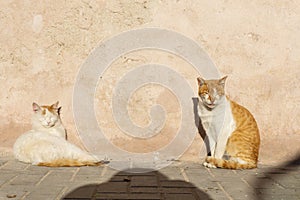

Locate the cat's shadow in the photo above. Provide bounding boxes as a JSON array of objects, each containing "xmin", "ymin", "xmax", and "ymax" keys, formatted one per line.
[{"xmin": 192, "ymin": 97, "xmax": 211, "ymax": 156}]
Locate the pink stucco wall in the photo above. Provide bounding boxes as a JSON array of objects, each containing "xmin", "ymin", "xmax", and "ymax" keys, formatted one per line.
[{"xmin": 0, "ymin": 1, "xmax": 299, "ymax": 165}]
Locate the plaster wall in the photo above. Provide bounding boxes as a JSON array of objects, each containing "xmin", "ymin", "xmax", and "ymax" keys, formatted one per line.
[{"xmin": 0, "ymin": 0, "xmax": 299, "ymax": 165}]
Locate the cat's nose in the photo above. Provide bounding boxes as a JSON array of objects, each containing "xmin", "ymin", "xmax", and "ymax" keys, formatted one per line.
[{"xmin": 208, "ymin": 96, "xmax": 215, "ymax": 104}]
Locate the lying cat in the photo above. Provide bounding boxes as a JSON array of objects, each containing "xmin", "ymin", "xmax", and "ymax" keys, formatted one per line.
[
  {"xmin": 13, "ymin": 101, "xmax": 102, "ymax": 167},
  {"xmin": 197, "ymin": 76, "xmax": 260, "ymax": 169}
]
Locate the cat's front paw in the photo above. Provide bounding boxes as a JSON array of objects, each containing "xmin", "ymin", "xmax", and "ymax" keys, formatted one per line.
[
  {"xmin": 203, "ymin": 156, "xmax": 216, "ymax": 168},
  {"xmin": 203, "ymin": 161, "xmax": 216, "ymax": 168}
]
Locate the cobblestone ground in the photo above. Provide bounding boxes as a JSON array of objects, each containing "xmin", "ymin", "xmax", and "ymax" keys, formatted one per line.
[{"xmin": 0, "ymin": 156, "xmax": 299, "ymax": 200}]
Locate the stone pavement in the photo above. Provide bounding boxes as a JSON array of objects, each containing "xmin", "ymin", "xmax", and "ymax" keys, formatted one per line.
[{"xmin": 0, "ymin": 155, "xmax": 299, "ymax": 200}]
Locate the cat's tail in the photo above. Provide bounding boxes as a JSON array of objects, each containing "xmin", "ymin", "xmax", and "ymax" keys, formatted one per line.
[
  {"xmin": 204, "ymin": 156, "xmax": 257, "ymax": 169},
  {"xmin": 37, "ymin": 158, "xmax": 105, "ymax": 167}
]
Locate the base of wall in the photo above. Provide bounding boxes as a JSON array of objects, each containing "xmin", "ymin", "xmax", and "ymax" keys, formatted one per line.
[{"xmin": 1, "ymin": 123, "xmax": 299, "ymax": 166}]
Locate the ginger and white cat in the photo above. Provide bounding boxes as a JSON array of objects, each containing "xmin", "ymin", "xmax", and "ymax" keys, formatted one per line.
[
  {"xmin": 197, "ymin": 76, "xmax": 260, "ymax": 169},
  {"xmin": 13, "ymin": 102, "xmax": 102, "ymax": 167}
]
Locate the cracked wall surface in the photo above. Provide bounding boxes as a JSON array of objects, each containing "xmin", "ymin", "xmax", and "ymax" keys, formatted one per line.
[{"xmin": 0, "ymin": 0, "xmax": 299, "ymax": 165}]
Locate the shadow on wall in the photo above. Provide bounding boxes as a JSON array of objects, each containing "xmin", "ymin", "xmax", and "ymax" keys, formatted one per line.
[
  {"xmin": 62, "ymin": 168, "xmax": 213, "ymax": 200},
  {"xmin": 253, "ymin": 154, "xmax": 300, "ymax": 200},
  {"xmin": 192, "ymin": 97, "xmax": 210, "ymax": 156}
]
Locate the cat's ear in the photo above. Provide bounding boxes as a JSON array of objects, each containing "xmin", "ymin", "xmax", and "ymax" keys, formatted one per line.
[
  {"xmin": 32, "ymin": 102, "xmax": 41, "ymax": 113},
  {"xmin": 197, "ymin": 77, "xmax": 205, "ymax": 86},
  {"xmin": 219, "ymin": 76, "xmax": 228, "ymax": 86},
  {"xmin": 51, "ymin": 101, "xmax": 59, "ymax": 110}
]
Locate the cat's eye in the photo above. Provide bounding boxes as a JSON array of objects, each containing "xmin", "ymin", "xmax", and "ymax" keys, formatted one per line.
[{"xmin": 199, "ymin": 92, "xmax": 207, "ymax": 96}]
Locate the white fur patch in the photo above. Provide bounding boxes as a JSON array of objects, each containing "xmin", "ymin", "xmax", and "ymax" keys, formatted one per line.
[
  {"xmin": 13, "ymin": 131, "xmax": 99, "ymax": 165},
  {"xmin": 198, "ymin": 97, "xmax": 236, "ymax": 158},
  {"xmin": 203, "ymin": 161, "xmax": 217, "ymax": 168},
  {"xmin": 233, "ymin": 157, "xmax": 247, "ymax": 165}
]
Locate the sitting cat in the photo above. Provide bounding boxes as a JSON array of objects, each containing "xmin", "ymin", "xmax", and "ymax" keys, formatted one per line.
[
  {"xmin": 13, "ymin": 101, "xmax": 103, "ymax": 167},
  {"xmin": 197, "ymin": 76, "xmax": 260, "ymax": 169}
]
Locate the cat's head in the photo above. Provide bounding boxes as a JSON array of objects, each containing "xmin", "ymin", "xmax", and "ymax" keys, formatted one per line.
[
  {"xmin": 32, "ymin": 101, "xmax": 61, "ymax": 128},
  {"xmin": 197, "ymin": 76, "xmax": 227, "ymax": 109}
]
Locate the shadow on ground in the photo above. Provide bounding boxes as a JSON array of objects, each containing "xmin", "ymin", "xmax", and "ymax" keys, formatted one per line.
[
  {"xmin": 62, "ymin": 168, "xmax": 212, "ymax": 200},
  {"xmin": 253, "ymin": 154, "xmax": 300, "ymax": 200}
]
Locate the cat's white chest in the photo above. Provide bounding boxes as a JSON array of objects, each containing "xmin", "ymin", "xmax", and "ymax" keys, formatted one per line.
[
  {"xmin": 49, "ymin": 127, "xmax": 65, "ymax": 138},
  {"xmin": 32, "ymin": 123, "xmax": 66, "ymax": 139},
  {"xmin": 198, "ymin": 99, "xmax": 236, "ymax": 157}
]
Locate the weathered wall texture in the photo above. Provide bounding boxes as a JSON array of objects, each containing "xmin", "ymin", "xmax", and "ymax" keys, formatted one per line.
[{"xmin": 0, "ymin": 0, "xmax": 299, "ymax": 165}]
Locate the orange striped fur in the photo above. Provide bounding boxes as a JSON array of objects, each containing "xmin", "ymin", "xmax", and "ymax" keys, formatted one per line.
[
  {"xmin": 37, "ymin": 159, "xmax": 103, "ymax": 167},
  {"xmin": 204, "ymin": 100, "xmax": 260, "ymax": 169},
  {"xmin": 198, "ymin": 76, "xmax": 260, "ymax": 169}
]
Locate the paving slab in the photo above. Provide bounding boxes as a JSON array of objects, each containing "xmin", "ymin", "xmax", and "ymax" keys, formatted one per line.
[{"xmin": 0, "ymin": 155, "xmax": 299, "ymax": 200}]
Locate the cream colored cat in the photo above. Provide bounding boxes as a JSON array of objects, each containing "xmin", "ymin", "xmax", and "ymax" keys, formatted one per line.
[
  {"xmin": 13, "ymin": 102, "xmax": 102, "ymax": 167},
  {"xmin": 197, "ymin": 76, "xmax": 260, "ymax": 169}
]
